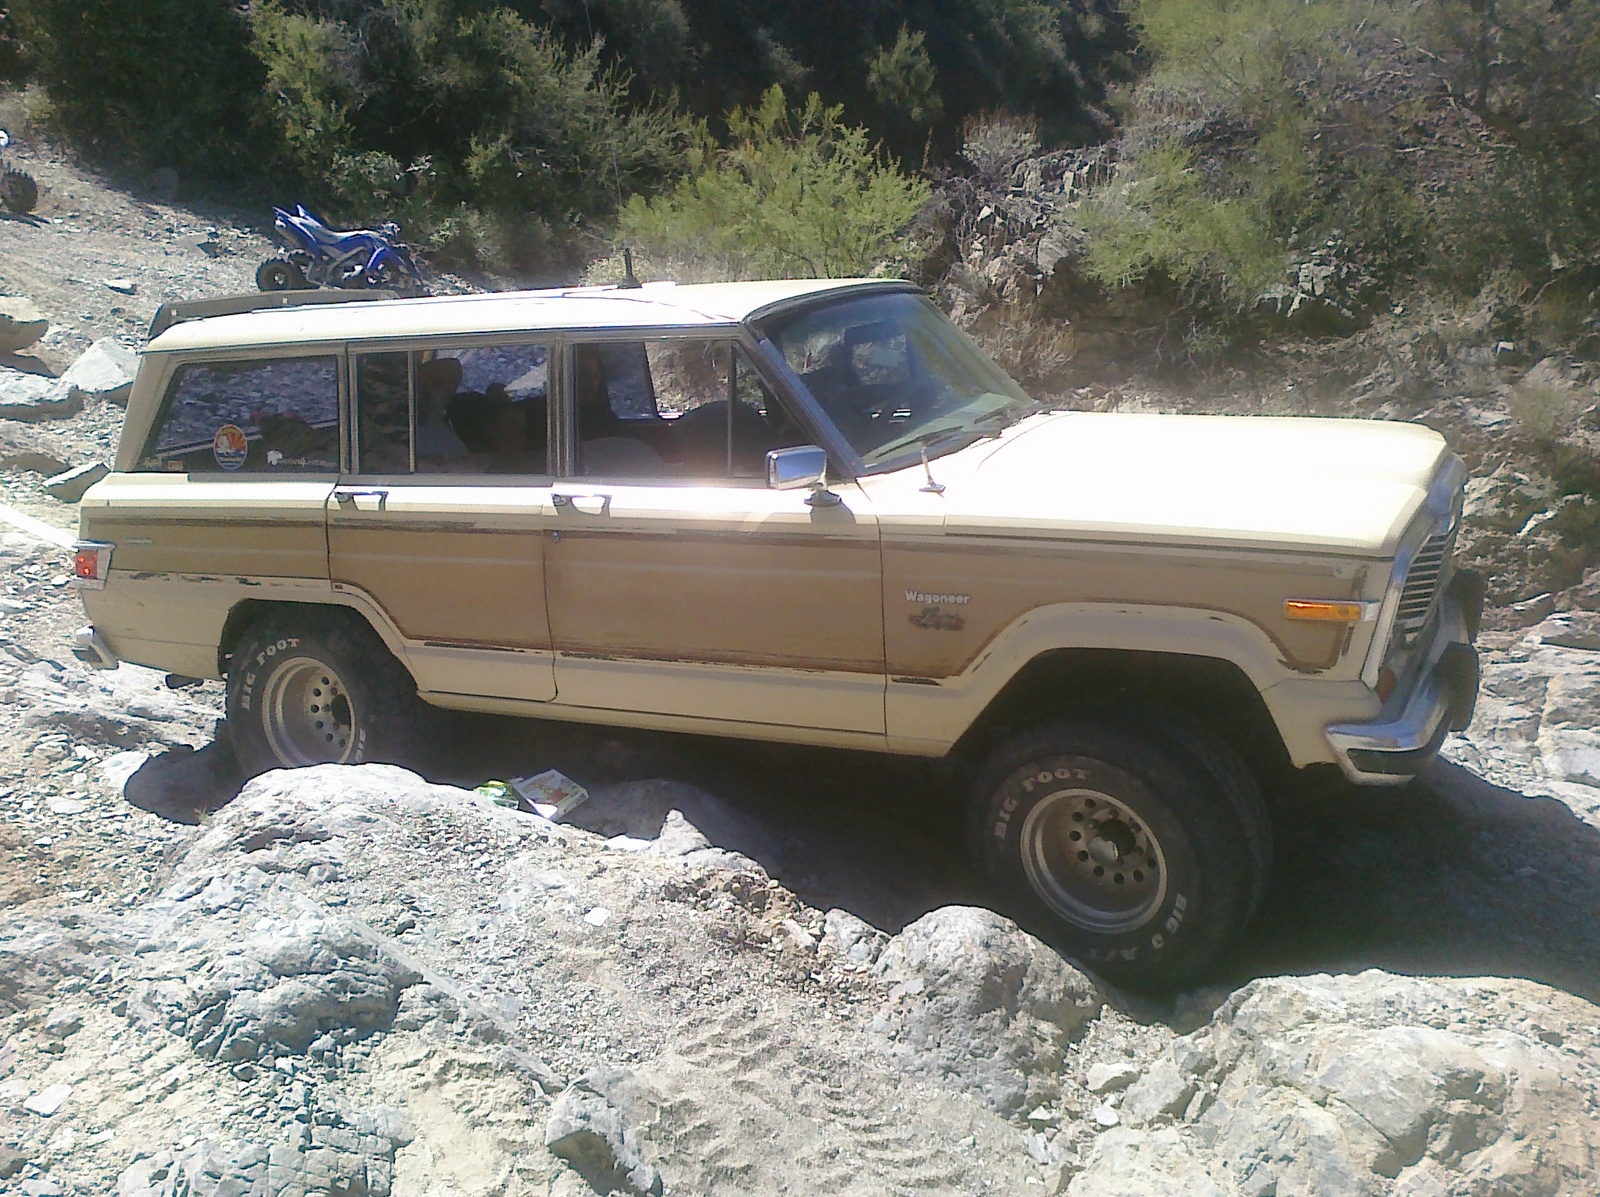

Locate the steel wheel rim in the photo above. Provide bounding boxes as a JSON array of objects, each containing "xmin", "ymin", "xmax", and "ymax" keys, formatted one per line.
[
  {"xmin": 1020, "ymin": 786, "xmax": 1168, "ymax": 934},
  {"xmin": 261, "ymin": 657, "xmax": 357, "ymax": 767}
]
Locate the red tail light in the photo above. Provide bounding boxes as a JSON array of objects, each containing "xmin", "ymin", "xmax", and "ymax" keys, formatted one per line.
[{"xmin": 71, "ymin": 541, "xmax": 113, "ymax": 589}]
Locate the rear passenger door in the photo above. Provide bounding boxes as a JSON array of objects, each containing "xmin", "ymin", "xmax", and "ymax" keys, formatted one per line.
[{"xmin": 326, "ymin": 340, "xmax": 558, "ymax": 703}]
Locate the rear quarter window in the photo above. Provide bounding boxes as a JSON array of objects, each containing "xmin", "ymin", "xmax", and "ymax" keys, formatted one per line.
[{"xmin": 139, "ymin": 357, "xmax": 340, "ymax": 473}]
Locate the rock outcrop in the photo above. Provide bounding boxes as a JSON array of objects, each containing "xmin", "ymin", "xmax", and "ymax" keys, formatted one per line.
[{"xmin": 0, "ymin": 297, "xmax": 49, "ymax": 355}]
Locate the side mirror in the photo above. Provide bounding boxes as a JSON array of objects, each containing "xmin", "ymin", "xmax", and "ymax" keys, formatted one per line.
[{"xmin": 766, "ymin": 445, "xmax": 829, "ymax": 491}]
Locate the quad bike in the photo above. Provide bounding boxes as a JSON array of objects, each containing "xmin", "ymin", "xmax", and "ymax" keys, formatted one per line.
[{"xmin": 257, "ymin": 204, "xmax": 426, "ymax": 295}]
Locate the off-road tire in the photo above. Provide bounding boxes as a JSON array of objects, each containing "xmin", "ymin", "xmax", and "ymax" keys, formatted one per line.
[
  {"xmin": 226, "ymin": 609, "xmax": 430, "ymax": 777},
  {"xmin": 256, "ymin": 258, "xmax": 308, "ymax": 292},
  {"xmin": 969, "ymin": 716, "xmax": 1267, "ymax": 991},
  {"xmin": 0, "ymin": 167, "xmax": 37, "ymax": 215},
  {"xmin": 367, "ymin": 261, "xmax": 424, "ymax": 296},
  {"xmin": 1142, "ymin": 713, "xmax": 1274, "ymax": 927}
]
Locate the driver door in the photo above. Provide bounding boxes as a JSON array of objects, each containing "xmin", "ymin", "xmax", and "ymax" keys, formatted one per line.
[{"xmin": 544, "ymin": 337, "xmax": 886, "ymax": 735}]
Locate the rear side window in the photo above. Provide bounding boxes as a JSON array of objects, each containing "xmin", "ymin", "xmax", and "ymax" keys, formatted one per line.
[
  {"xmin": 139, "ymin": 357, "xmax": 340, "ymax": 473},
  {"xmin": 353, "ymin": 342, "xmax": 552, "ymax": 475}
]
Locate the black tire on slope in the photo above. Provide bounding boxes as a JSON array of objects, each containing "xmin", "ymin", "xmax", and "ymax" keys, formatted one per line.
[
  {"xmin": 226, "ymin": 609, "xmax": 432, "ymax": 778},
  {"xmin": 969, "ymin": 714, "xmax": 1268, "ymax": 991}
]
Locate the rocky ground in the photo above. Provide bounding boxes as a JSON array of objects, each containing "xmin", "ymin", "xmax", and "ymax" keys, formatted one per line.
[{"xmin": 0, "ymin": 141, "xmax": 1599, "ymax": 1196}]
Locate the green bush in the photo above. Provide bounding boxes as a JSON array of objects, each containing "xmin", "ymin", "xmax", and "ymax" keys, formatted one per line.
[
  {"xmin": 520, "ymin": 0, "xmax": 1131, "ymax": 160},
  {"xmin": 1418, "ymin": 0, "xmax": 1600, "ymax": 297},
  {"xmin": 1078, "ymin": 137, "xmax": 1292, "ymax": 312},
  {"xmin": 12, "ymin": 0, "xmax": 268, "ymax": 178},
  {"xmin": 1088, "ymin": 0, "xmax": 1600, "ymax": 331},
  {"xmin": 1065, "ymin": 1, "xmax": 1367, "ymax": 323},
  {"xmin": 252, "ymin": 0, "xmax": 690, "ymax": 274},
  {"xmin": 617, "ymin": 86, "xmax": 930, "ymax": 279}
]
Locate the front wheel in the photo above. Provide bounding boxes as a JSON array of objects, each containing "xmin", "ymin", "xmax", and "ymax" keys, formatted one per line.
[
  {"xmin": 969, "ymin": 716, "xmax": 1269, "ymax": 991},
  {"xmin": 367, "ymin": 260, "xmax": 425, "ymax": 296},
  {"xmin": 227, "ymin": 610, "xmax": 430, "ymax": 776}
]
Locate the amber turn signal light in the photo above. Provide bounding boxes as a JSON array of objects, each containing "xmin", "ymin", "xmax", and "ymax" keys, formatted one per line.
[{"xmin": 1284, "ymin": 599, "xmax": 1376, "ymax": 623}]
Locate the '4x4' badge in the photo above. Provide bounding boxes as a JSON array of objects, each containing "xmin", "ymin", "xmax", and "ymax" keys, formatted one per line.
[{"xmin": 909, "ymin": 605, "xmax": 965, "ymax": 632}]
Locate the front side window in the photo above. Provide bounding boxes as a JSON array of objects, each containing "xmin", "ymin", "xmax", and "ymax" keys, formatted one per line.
[
  {"xmin": 139, "ymin": 356, "xmax": 339, "ymax": 473},
  {"xmin": 757, "ymin": 291, "xmax": 1032, "ymax": 468},
  {"xmin": 572, "ymin": 339, "xmax": 811, "ymax": 481}
]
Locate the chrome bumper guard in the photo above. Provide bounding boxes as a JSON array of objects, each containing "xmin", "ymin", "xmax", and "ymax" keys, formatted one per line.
[
  {"xmin": 71, "ymin": 625, "xmax": 119, "ymax": 671},
  {"xmin": 1325, "ymin": 573, "xmax": 1482, "ymax": 786}
]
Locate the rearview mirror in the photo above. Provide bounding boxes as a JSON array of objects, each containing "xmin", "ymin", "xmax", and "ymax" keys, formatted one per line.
[{"xmin": 766, "ymin": 445, "xmax": 829, "ymax": 491}]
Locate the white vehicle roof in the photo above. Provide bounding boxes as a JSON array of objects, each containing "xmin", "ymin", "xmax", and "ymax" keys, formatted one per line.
[{"xmin": 146, "ymin": 278, "xmax": 906, "ymax": 354}]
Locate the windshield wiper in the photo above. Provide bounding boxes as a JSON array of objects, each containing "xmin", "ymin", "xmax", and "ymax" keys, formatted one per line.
[
  {"xmin": 867, "ymin": 422, "xmax": 994, "ymax": 464},
  {"xmin": 972, "ymin": 396, "xmax": 1047, "ymax": 429}
]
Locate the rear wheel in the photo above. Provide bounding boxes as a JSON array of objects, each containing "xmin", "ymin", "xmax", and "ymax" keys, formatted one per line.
[
  {"xmin": 0, "ymin": 167, "xmax": 37, "ymax": 215},
  {"xmin": 969, "ymin": 715, "xmax": 1270, "ymax": 991},
  {"xmin": 227, "ymin": 610, "xmax": 430, "ymax": 776},
  {"xmin": 256, "ymin": 258, "xmax": 308, "ymax": 292}
]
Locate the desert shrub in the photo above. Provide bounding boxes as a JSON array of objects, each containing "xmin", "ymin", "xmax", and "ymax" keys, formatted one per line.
[
  {"xmin": 12, "ymin": 0, "xmax": 269, "ymax": 178},
  {"xmin": 1418, "ymin": 0, "xmax": 1600, "ymax": 297},
  {"xmin": 1078, "ymin": 137, "xmax": 1290, "ymax": 312},
  {"xmin": 522, "ymin": 0, "xmax": 1131, "ymax": 160},
  {"xmin": 1507, "ymin": 378, "xmax": 1578, "ymax": 443},
  {"xmin": 251, "ymin": 0, "xmax": 690, "ymax": 273},
  {"xmin": 960, "ymin": 112, "xmax": 1042, "ymax": 180},
  {"xmin": 966, "ymin": 304, "xmax": 1077, "ymax": 394},
  {"xmin": 617, "ymin": 86, "xmax": 929, "ymax": 279},
  {"xmin": 1094, "ymin": 0, "xmax": 1600, "ymax": 323},
  {"xmin": 1067, "ymin": 0, "xmax": 1388, "ymax": 322}
]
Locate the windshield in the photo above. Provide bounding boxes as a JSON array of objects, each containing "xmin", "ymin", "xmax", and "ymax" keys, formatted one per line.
[{"xmin": 756, "ymin": 291, "xmax": 1032, "ymax": 467}]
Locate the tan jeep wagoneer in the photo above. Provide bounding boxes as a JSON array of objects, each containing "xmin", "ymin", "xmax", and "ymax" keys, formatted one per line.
[{"xmin": 69, "ymin": 279, "xmax": 1481, "ymax": 986}]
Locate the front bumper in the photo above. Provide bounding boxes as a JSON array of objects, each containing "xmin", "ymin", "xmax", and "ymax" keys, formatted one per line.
[{"xmin": 1324, "ymin": 574, "xmax": 1481, "ymax": 785}]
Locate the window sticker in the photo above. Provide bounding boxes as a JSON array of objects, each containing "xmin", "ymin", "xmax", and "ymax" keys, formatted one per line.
[{"xmin": 212, "ymin": 424, "xmax": 248, "ymax": 471}]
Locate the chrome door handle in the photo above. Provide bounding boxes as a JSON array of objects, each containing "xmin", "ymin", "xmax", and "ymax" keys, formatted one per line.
[
  {"xmin": 335, "ymin": 488, "xmax": 389, "ymax": 509},
  {"xmin": 552, "ymin": 492, "xmax": 610, "ymax": 515}
]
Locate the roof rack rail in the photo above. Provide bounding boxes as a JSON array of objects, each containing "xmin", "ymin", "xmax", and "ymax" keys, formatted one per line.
[{"xmin": 148, "ymin": 288, "xmax": 400, "ymax": 340}]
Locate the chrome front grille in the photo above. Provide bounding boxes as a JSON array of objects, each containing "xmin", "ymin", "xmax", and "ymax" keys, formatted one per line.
[{"xmin": 1395, "ymin": 523, "xmax": 1456, "ymax": 646}]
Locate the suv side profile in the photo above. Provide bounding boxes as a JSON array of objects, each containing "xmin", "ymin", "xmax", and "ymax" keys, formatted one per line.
[{"xmin": 72, "ymin": 279, "xmax": 1481, "ymax": 988}]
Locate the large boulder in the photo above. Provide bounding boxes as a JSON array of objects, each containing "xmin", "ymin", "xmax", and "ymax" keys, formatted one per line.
[
  {"xmin": 0, "ymin": 370, "xmax": 76, "ymax": 421},
  {"xmin": 0, "ymin": 297, "xmax": 49, "ymax": 354},
  {"xmin": 868, "ymin": 906, "xmax": 1101, "ymax": 1115},
  {"xmin": 60, "ymin": 338, "xmax": 138, "ymax": 405},
  {"xmin": 1068, "ymin": 972, "xmax": 1600, "ymax": 1197}
]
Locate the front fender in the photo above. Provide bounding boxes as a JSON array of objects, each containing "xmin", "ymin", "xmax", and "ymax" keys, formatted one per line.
[{"xmin": 884, "ymin": 601, "xmax": 1368, "ymax": 764}]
